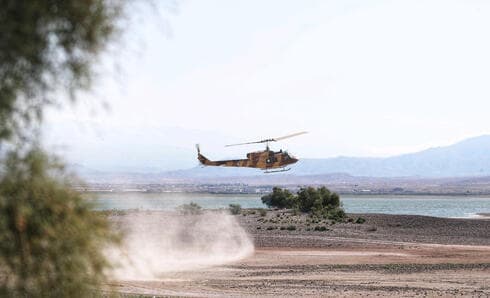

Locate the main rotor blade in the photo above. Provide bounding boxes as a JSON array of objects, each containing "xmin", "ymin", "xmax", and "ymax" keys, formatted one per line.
[
  {"xmin": 225, "ymin": 132, "xmax": 307, "ymax": 147},
  {"xmin": 225, "ymin": 140, "xmax": 265, "ymax": 147},
  {"xmin": 273, "ymin": 131, "xmax": 308, "ymax": 141}
]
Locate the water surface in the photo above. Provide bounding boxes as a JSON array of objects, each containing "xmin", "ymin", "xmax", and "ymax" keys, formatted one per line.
[{"xmin": 87, "ymin": 192, "xmax": 490, "ymax": 218}]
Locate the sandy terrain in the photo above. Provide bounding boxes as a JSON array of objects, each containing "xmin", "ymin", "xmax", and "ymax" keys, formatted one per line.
[{"xmin": 108, "ymin": 210, "xmax": 490, "ymax": 297}]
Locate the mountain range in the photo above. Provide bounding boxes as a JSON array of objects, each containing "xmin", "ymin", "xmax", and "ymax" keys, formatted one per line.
[{"xmin": 77, "ymin": 135, "xmax": 490, "ymax": 183}]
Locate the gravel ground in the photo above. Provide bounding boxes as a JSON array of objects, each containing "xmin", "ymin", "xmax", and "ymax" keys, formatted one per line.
[
  {"xmin": 238, "ymin": 210, "xmax": 490, "ymax": 247},
  {"xmin": 108, "ymin": 210, "xmax": 490, "ymax": 297}
]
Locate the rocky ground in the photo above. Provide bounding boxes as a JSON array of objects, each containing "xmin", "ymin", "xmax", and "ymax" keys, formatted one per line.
[
  {"xmin": 108, "ymin": 210, "xmax": 490, "ymax": 297},
  {"xmin": 239, "ymin": 209, "xmax": 490, "ymax": 247}
]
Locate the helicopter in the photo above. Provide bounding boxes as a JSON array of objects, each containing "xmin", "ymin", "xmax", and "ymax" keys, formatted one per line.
[{"xmin": 196, "ymin": 131, "xmax": 307, "ymax": 173}]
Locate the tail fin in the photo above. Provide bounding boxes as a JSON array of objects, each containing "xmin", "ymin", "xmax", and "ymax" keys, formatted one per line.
[{"xmin": 196, "ymin": 144, "xmax": 209, "ymax": 165}]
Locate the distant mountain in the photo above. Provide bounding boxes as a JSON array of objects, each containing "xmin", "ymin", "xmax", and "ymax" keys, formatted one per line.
[{"xmin": 164, "ymin": 135, "xmax": 490, "ymax": 179}]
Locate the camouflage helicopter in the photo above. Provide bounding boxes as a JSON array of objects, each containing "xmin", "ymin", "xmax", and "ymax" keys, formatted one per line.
[{"xmin": 196, "ymin": 131, "xmax": 307, "ymax": 173}]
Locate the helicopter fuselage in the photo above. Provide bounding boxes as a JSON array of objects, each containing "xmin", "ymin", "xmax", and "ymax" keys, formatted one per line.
[{"xmin": 197, "ymin": 148, "xmax": 298, "ymax": 170}]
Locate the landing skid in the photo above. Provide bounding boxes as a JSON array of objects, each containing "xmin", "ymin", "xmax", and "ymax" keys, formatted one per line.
[{"xmin": 263, "ymin": 167, "xmax": 291, "ymax": 174}]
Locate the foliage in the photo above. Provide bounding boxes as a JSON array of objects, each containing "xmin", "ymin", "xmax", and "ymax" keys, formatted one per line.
[
  {"xmin": 261, "ymin": 186, "xmax": 346, "ymax": 221},
  {"xmin": 0, "ymin": 0, "xmax": 123, "ymax": 141},
  {"xmin": 0, "ymin": 149, "xmax": 119, "ymax": 297},
  {"xmin": 261, "ymin": 187, "xmax": 296, "ymax": 209},
  {"xmin": 326, "ymin": 207, "xmax": 346, "ymax": 221},
  {"xmin": 355, "ymin": 217, "xmax": 366, "ymax": 224},
  {"xmin": 177, "ymin": 202, "xmax": 203, "ymax": 215},
  {"xmin": 296, "ymin": 186, "xmax": 340, "ymax": 214},
  {"xmin": 0, "ymin": 1, "xmax": 131, "ymax": 296},
  {"xmin": 229, "ymin": 204, "xmax": 241, "ymax": 215}
]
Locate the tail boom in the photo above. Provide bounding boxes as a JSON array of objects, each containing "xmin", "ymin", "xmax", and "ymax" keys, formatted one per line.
[{"xmin": 196, "ymin": 144, "xmax": 250, "ymax": 167}]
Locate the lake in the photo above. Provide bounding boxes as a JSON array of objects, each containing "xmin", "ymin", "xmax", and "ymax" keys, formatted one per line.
[{"xmin": 87, "ymin": 192, "xmax": 490, "ymax": 218}]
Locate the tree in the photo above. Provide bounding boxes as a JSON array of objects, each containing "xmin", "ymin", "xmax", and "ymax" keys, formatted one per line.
[
  {"xmin": 261, "ymin": 187, "xmax": 296, "ymax": 209},
  {"xmin": 262, "ymin": 186, "xmax": 346, "ymax": 221},
  {"xmin": 297, "ymin": 187, "xmax": 321, "ymax": 213},
  {"xmin": 0, "ymin": 150, "xmax": 119, "ymax": 296},
  {"xmin": 0, "ymin": 0, "xmax": 122, "ymax": 141},
  {"xmin": 0, "ymin": 1, "xmax": 127, "ymax": 296}
]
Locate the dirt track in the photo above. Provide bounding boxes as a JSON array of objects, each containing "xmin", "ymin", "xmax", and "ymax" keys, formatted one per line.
[{"xmin": 108, "ymin": 211, "xmax": 490, "ymax": 297}]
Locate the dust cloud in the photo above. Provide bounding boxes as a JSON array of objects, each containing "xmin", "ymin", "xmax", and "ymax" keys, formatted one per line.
[{"xmin": 107, "ymin": 211, "xmax": 254, "ymax": 280}]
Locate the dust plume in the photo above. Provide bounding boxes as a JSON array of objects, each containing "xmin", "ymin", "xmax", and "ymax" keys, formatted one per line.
[{"xmin": 107, "ymin": 210, "xmax": 254, "ymax": 280}]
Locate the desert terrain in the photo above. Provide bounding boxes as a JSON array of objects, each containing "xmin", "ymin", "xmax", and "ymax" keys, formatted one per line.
[{"xmin": 108, "ymin": 210, "xmax": 490, "ymax": 297}]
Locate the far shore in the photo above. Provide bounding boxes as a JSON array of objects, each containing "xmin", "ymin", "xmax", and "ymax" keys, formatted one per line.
[
  {"xmin": 477, "ymin": 213, "xmax": 490, "ymax": 218},
  {"xmin": 84, "ymin": 190, "xmax": 490, "ymax": 196}
]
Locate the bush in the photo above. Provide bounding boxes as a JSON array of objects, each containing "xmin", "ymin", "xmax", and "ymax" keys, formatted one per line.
[
  {"xmin": 0, "ymin": 150, "xmax": 119, "ymax": 297},
  {"xmin": 327, "ymin": 208, "xmax": 346, "ymax": 221},
  {"xmin": 355, "ymin": 217, "xmax": 366, "ymax": 224},
  {"xmin": 286, "ymin": 225, "xmax": 296, "ymax": 231},
  {"xmin": 261, "ymin": 187, "xmax": 296, "ymax": 209},
  {"xmin": 261, "ymin": 186, "xmax": 346, "ymax": 221},
  {"xmin": 258, "ymin": 208, "xmax": 267, "ymax": 217},
  {"xmin": 297, "ymin": 186, "xmax": 341, "ymax": 214},
  {"xmin": 177, "ymin": 202, "xmax": 202, "ymax": 215},
  {"xmin": 314, "ymin": 226, "xmax": 328, "ymax": 231}
]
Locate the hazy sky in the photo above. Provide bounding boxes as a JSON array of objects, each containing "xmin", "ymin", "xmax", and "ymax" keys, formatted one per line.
[{"xmin": 45, "ymin": 0, "xmax": 490, "ymax": 170}]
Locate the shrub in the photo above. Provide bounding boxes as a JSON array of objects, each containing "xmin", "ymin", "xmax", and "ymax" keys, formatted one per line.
[
  {"xmin": 327, "ymin": 208, "xmax": 346, "ymax": 221},
  {"xmin": 228, "ymin": 203, "xmax": 242, "ymax": 215},
  {"xmin": 261, "ymin": 187, "xmax": 296, "ymax": 209},
  {"xmin": 177, "ymin": 202, "xmax": 202, "ymax": 215},
  {"xmin": 297, "ymin": 186, "xmax": 342, "ymax": 214},
  {"xmin": 258, "ymin": 208, "xmax": 267, "ymax": 217},
  {"xmin": 314, "ymin": 226, "xmax": 328, "ymax": 231},
  {"xmin": 355, "ymin": 217, "xmax": 366, "ymax": 224},
  {"xmin": 0, "ymin": 150, "xmax": 119, "ymax": 297},
  {"xmin": 280, "ymin": 226, "xmax": 286, "ymax": 230},
  {"xmin": 286, "ymin": 225, "xmax": 296, "ymax": 231},
  {"xmin": 261, "ymin": 186, "xmax": 346, "ymax": 221},
  {"xmin": 266, "ymin": 226, "xmax": 276, "ymax": 230}
]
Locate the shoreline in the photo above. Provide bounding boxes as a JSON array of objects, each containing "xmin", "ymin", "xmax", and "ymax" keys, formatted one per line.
[
  {"xmin": 85, "ymin": 190, "xmax": 490, "ymax": 196},
  {"xmin": 476, "ymin": 212, "xmax": 490, "ymax": 218}
]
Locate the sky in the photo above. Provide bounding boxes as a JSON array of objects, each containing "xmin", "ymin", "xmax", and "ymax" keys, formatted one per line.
[{"xmin": 44, "ymin": 0, "xmax": 490, "ymax": 171}]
